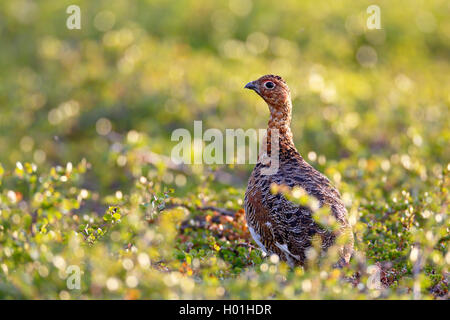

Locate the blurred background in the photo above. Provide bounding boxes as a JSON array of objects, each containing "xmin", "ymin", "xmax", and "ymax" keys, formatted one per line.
[{"xmin": 0, "ymin": 0, "xmax": 449, "ymax": 193}]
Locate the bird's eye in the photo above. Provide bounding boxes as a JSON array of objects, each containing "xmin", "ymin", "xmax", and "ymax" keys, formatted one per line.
[{"xmin": 264, "ymin": 81, "xmax": 275, "ymax": 89}]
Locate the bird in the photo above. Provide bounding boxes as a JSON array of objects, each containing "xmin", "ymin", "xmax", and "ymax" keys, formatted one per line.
[{"xmin": 243, "ymin": 74, "xmax": 354, "ymax": 267}]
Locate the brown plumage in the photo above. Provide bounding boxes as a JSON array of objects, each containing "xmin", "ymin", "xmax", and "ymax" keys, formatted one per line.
[{"xmin": 244, "ymin": 74, "xmax": 354, "ymax": 267}]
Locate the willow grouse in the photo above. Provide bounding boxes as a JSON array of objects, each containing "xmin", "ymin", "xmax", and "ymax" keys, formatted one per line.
[{"xmin": 244, "ymin": 74, "xmax": 354, "ymax": 267}]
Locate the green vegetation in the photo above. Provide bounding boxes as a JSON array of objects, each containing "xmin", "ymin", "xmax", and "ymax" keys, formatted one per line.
[{"xmin": 0, "ymin": 0, "xmax": 448, "ymax": 299}]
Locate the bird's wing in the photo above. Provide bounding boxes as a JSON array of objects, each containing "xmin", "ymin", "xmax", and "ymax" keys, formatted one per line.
[{"xmin": 278, "ymin": 156, "xmax": 349, "ymax": 223}]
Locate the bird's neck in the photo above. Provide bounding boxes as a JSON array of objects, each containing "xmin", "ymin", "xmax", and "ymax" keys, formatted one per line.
[{"xmin": 266, "ymin": 99, "xmax": 295, "ymax": 153}]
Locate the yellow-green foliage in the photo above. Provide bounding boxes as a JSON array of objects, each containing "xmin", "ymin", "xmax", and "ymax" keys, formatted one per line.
[{"xmin": 0, "ymin": 0, "xmax": 448, "ymax": 299}]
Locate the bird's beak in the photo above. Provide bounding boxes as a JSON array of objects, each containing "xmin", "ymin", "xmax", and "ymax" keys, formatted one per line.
[{"xmin": 244, "ymin": 81, "xmax": 258, "ymax": 93}]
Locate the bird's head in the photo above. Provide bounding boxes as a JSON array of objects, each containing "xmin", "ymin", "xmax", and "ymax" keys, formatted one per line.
[{"xmin": 244, "ymin": 74, "xmax": 291, "ymax": 107}]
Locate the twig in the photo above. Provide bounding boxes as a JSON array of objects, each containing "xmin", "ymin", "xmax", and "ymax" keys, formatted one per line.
[
  {"xmin": 196, "ymin": 206, "xmax": 236, "ymax": 216},
  {"xmin": 136, "ymin": 148, "xmax": 245, "ymax": 186},
  {"xmin": 165, "ymin": 203, "xmax": 236, "ymax": 217}
]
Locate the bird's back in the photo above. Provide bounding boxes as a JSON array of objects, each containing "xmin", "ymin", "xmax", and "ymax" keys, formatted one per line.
[{"xmin": 244, "ymin": 145, "xmax": 353, "ymax": 266}]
